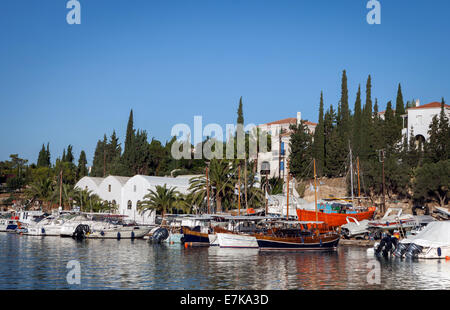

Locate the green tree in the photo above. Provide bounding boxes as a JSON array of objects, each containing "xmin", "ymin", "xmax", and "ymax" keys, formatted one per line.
[
  {"xmin": 352, "ymin": 85, "xmax": 362, "ymax": 156},
  {"xmin": 313, "ymin": 91, "xmax": 325, "ymax": 175},
  {"xmin": 37, "ymin": 144, "xmax": 49, "ymax": 167},
  {"xmin": 77, "ymin": 150, "xmax": 88, "ymax": 179},
  {"xmin": 138, "ymin": 184, "xmax": 180, "ymax": 218},
  {"xmin": 395, "ymin": 83, "xmax": 406, "ymax": 131},
  {"xmin": 414, "ymin": 160, "xmax": 450, "ymax": 206},
  {"xmin": 288, "ymin": 120, "xmax": 313, "ymax": 179}
]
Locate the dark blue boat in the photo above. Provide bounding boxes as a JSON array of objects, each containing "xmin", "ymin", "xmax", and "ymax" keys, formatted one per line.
[{"xmin": 181, "ymin": 226, "xmax": 211, "ymax": 246}]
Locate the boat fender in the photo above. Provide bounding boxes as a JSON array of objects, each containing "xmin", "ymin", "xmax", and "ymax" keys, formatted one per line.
[
  {"xmin": 41, "ymin": 228, "xmax": 45, "ymax": 234},
  {"xmin": 100, "ymin": 231, "xmax": 104, "ymax": 236},
  {"xmin": 437, "ymin": 247, "xmax": 442, "ymax": 257},
  {"xmin": 131, "ymin": 231, "xmax": 135, "ymax": 239},
  {"xmin": 320, "ymin": 239, "xmax": 322, "ymax": 247},
  {"xmin": 300, "ymin": 236, "xmax": 304, "ymax": 244},
  {"xmin": 117, "ymin": 232, "xmax": 121, "ymax": 240}
]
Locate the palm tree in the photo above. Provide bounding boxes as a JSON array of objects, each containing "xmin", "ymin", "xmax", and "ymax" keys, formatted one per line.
[
  {"xmin": 172, "ymin": 193, "xmax": 194, "ymax": 214},
  {"xmin": 138, "ymin": 184, "xmax": 180, "ymax": 218},
  {"xmin": 25, "ymin": 177, "xmax": 54, "ymax": 210},
  {"xmin": 189, "ymin": 159, "xmax": 236, "ymax": 213},
  {"xmin": 72, "ymin": 188, "xmax": 103, "ymax": 212},
  {"xmin": 51, "ymin": 183, "xmax": 76, "ymax": 210}
]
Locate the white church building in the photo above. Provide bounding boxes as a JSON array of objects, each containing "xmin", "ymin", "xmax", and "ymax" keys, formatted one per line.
[{"xmin": 75, "ymin": 175, "xmax": 192, "ymax": 225}]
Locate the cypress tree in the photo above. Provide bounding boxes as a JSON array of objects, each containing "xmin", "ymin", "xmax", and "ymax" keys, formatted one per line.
[
  {"xmin": 77, "ymin": 150, "xmax": 88, "ymax": 178},
  {"xmin": 313, "ymin": 91, "xmax": 325, "ymax": 174},
  {"xmin": 37, "ymin": 144, "xmax": 47, "ymax": 167},
  {"xmin": 92, "ymin": 135, "xmax": 107, "ymax": 177},
  {"xmin": 46, "ymin": 143, "xmax": 51, "ymax": 167},
  {"xmin": 124, "ymin": 110, "xmax": 134, "ymax": 153},
  {"xmin": 352, "ymin": 85, "xmax": 362, "ymax": 156},
  {"xmin": 62, "ymin": 149, "xmax": 66, "ymax": 163},
  {"xmin": 237, "ymin": 96, "xmax": 244, "ymax": 125},
  {"xmin": 395, "ymin": 83, "xmax": 405, "ymax": 131},
  {"xmin": 361, "ymin": 75, "xmax": 374, "ymax": 160},
  {"xmin": 66, "ymin": 145, "xmax": 74, "ymax": 164},
  {"xmin": 122, "ymin": 109, "xmax": 136, "ymax": 175},
  {"xmin": 338, "ymin": 70, "xmax": 350, "ymax": 140},
  {"xmin": 288, "ymin": 121, "xmax": 313, "ymax": 179}
]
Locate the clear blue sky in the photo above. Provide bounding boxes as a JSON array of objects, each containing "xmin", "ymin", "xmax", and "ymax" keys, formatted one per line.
[{"xmin": 1, "ymin": 0, "xmax": 449, "ymax": 165}]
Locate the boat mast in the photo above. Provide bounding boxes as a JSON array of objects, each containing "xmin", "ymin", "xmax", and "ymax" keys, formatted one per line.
[
  {"xmin": 206, "ymin": 164, "xmax": 210, "ymax": 214},
  {"xmin": 265, "ymin": 171, "xmax": 269, "ymax": 216},
  {"xmin": 349, "ymin": 143, "xmax": 354, "ymax": 206},
  {"xmin": 59, "ymin": 170, "xmax": 63, "ymax": 211},
  {"xmin": 286, "ymin": 161, "xmax": 289, "ymax": 220},
  {"xmin": 238, "ymin": 163, "xmax": 241, "ymax": 216},
  {"xmin": 357, "ymin": 156, "xmax": 361, "ymax": 199}
]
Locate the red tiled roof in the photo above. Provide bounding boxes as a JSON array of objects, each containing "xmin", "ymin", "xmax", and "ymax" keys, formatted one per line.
[
  {"xmin": 265, "ymin": 117, "xmax": 297, "ymax": 126},
  {"xmin": 407, "ymin": 102, "xmax": 450, "ymax": 110},
  {"xmin": 264, "ymin": 118, "xmax": 317, "ymax": 126}
]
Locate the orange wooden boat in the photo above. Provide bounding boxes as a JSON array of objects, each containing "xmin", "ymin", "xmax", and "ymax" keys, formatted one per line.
[{"xmin": 296, "ymin": 207, "xmax": 376, "ymax": 228}]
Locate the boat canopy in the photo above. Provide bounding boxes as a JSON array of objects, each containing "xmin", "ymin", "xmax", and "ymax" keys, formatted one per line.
[{"xmin": 401, "ymin": 221, "xmax": 450, "ymax": 247}]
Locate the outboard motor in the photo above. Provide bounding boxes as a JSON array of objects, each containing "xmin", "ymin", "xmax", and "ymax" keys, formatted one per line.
[
  {"xmin": 393, "ymin": 242, "xmax": 409, "ymax": 258},
  {"xmin": 375, "ymin": 235, "xmax": 398, "ymax": 257},
  {"xmin": 151, "ymin": 227, "xmax": 169, "ymax": 243},
  {"xmin": 72, "ymin": 224, "xmax": 90, "ymax": 240},
  {"xmin": 405, "ymin": 243, "xmax": 423, "ymax": 259}
]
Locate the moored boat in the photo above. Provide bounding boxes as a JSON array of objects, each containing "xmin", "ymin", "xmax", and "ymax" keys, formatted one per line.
[
  {"xmin": 0, "ymin": 218, "xmax": 18, "ymax": 232},
  {"xmin": 255, "ymin": 220, "xmax": 340, "ymax": 251},
  {"xmin": 296, "ymin": 200, "xmax": 376, "ymax": 228}
]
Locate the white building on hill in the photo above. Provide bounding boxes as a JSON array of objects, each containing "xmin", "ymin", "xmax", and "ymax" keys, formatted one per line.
[
  {"xmin": 401, "ymin": 101, "xmax": 450, "ymax": 143},
  {"xmin": 256, "ymin": 112, "xmax": 317, "ymax": 179}
]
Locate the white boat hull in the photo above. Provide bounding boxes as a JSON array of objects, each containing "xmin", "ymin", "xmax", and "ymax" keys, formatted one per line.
[
  {"xmin": 87, "ymin": 226, "xmax": 151, "ymax": 239},
  {"xmin": 216, "ymin": 233, "xmax": 258, "ymax": 248},
  {"xmin": 208, "ymin": 234, "xmax": 219, "ymax": 246}
]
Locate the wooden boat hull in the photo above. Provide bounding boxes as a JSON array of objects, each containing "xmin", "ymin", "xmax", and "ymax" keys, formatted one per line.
[
  {"xmin": 296, "ymin": 209, "xmax": 375, "ymax": 227},
  {"xmin": 256, "ymin": 234, "xmax": 340, "ymax": 251},
  {"xmin": 182, "ymin": 227, "xmax": 210, "ymax": 246}
]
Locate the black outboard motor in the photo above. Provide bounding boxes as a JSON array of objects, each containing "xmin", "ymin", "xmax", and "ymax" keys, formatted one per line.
[
  {"xmin": 393, "ymin": 242, "xmax": 409, "ymax": 258},
  {"xmin": 151, "ymin": 227, "xmax": 169, "ymax": 243},
  {"xmin": 73, "ymin": 224, "xmax": 90, "ymax": 240},
  {"xmin": 375, "ymin": 234, "xmax": 399, "ymax": 257},
  {"xmin": 405, "ymin": 243, "xmax": 423, "ymax": 259}
]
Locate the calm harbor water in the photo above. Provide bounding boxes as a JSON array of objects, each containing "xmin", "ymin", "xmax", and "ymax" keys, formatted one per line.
[{"xmin": 1, "ymin": 233, "xmax": 449, "ymax": 290}]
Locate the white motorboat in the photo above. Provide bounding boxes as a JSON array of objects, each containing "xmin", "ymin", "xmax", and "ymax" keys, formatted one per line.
[
  {"xmin": 341, "ymin": 216, "xmax": 370, "ymax": 239},
  {"xmin": 87, "ymin": 225, "xmax": 151, "ymax": 239},
  {"xmin": 25, "ymin": 216, "xmax": 67, "ymax": 236},
  {"xmin": 0, "ymin": 218, "xmax": 18, "ymax": 232},
  {"xmin": 396, "ymin": 221, "xmax": 450, "ymax": 259}
]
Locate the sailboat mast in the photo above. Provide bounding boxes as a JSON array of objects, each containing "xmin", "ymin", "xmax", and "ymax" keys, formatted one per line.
[
  {"xmin": 59, "ymin": 170, "xmax": 62, "ymax": 210},
  {"xmin": 349, "ymin": 143, "xmax": 354, "ymax": 206},
  {"xmin": 313, "ymin": 159, "xmax": 318, "ymax": 223},
  {"xmin": 286, "ymin": 161, "xmax": 289, "ymax": 220},
  {"xmin": 238, "ymin": 164, "xmax": 241, "ymax": 216},
  {"xmin": 357, "ymin": 156, "xmax": 361, "ymax": 198},
  {"xmin": 206, "ymin": 165, "xmax": 210, "ymax": 214}
]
